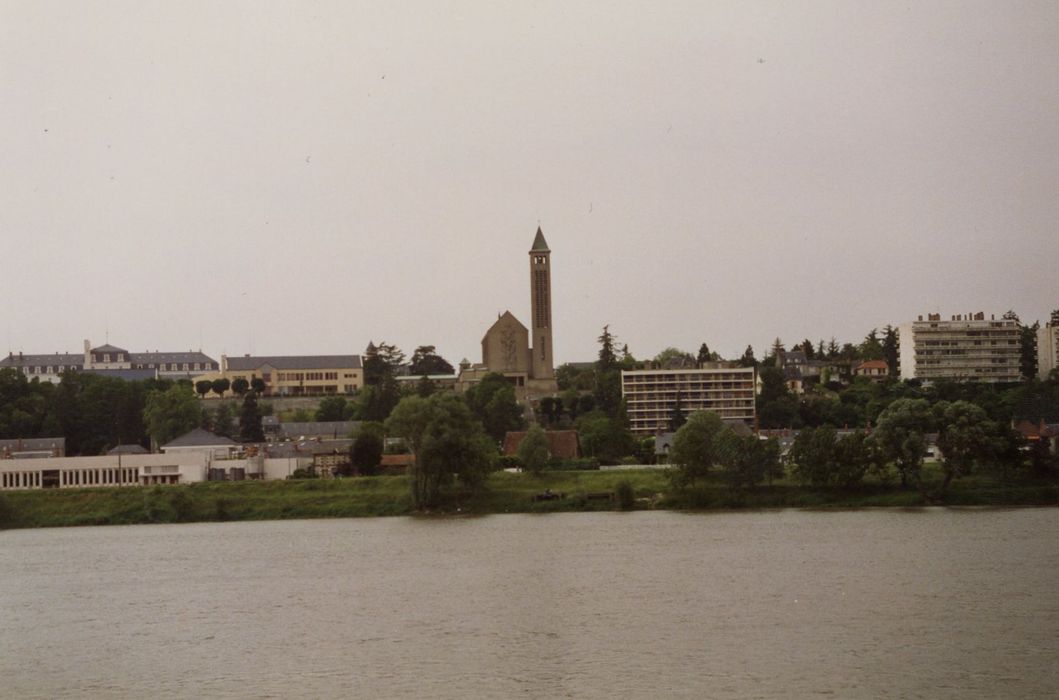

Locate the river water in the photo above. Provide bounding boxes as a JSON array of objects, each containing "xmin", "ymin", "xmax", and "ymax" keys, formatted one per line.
[{"xmin": 1, "ymin": 509, "xmax": 1057, "ymax": 699}]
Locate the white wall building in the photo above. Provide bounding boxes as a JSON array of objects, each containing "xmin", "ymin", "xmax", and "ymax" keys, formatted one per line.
[
  {"xmin": 621, "ymin": 364, "xmax": 757, "ymax": 435},
  {"xmin": 1037, "ymin": 311, "xmax": 1059, "ymax": 380},
  {"xmin": 898, "ymin": 312, "xmax": 1021, "ymax": 384}
]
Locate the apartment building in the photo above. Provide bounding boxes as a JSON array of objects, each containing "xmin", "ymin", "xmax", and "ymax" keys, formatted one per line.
[
  {"xmin": 1037, "ymin": 310, "xmax": 1059, "ymax": 380},
  {"xmin": 621, "ymin": 364, "xmax": 757, "ymax": 435},
  {"xmin": 898, "ymin": 312, "xmax": 1021, "ymax": 384}
]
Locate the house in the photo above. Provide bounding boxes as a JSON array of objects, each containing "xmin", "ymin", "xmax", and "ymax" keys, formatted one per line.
[
  {"xmin": 502, "ymin": 430, "xmax": 580, "ymax": 459},
  {"xmin": 853, "ymin": 360, "xmax": 889, "ymax": 382},
  {"xmin": 160, "ymin": 428, "xmax": 240, "ymax": 460}
]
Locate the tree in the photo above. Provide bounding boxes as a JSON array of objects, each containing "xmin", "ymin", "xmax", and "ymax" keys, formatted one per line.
[
  {"xmin": 668, "ymin": 410, "xmax": 726, "ymax": 487},
  {"xmin": 697, "ymin": 343, "xmax": 712, "ymax": 365},
  {"xmin": 230, "ymin": 377, "xmax": 249, "ymax": 396},
  {"xmin": 517, "ymin": 424, "xmax": 550, "ymax": 475},
  {"xmin": 934, "ymin": 401, "xmax": 1004, "ymax": 491},
  {"xmin": 211, "ymin": 378, "xmax": 230, "ymax": 397},
  {"xmin": 1020, "ymin": 321, "xmax": 1039, "ymax": 380},
  {"xmin": 239, "ymin": 392, "xmax": 265, "ymax": 443},
  {"xmin": 143, "ymin": 384, "xmax": 201, "ymax": 448},
  {"xmin": 874, "ymin": 398, "xmax": 934, "ymax": 489},
  {"xmin": 576, "ymin": 411, "xmax": 635, "ymax": 464},
  {"xmin": 350, "ymin": 422, "xmax": 385, "ymax": 476},
  {"xmin": 465, "ymin": 372, "xmax": 525, "ymax": 443},
  {"xmin": 882, "ymin": 325, "xmax": 899, "ymax": 376},
  {"xmin": 250, "ymin": 377, "xmax": 266, "ymax": 394},
  {"xmin": 714, "ymin": 430, "xmax": 780, "ymax": 490},
  {"xmin": 669, "ymin": 391, "xmax": 687, "ymax": 432},
  {"xmin": 738, "ymin": 345, "xmax": 757, "ymax": 368},
  {"xmin": 415, "ymin": 375, "xmax": 437, "ymax": 398},
  {"xmin": 409, "ymin": 345, "xmax": 455, "ymax": 376},
  {"xmin": 597, "ymin": 325, "xmax": 618, "ymax": 372},
  {"xmin": 654, "ymin": 347, "xmax": 696, "ymax": 369},
  {"xmin": 800, "ymin": 339, "xmax": 815, "ymax": 360},
  {"xmin": 316, "ymin": 396, "xmax": 352, "ymax": 422},
  {"xmin": 859, "ymin": 329, "xmax": 884, "ymax": 361},
  {"xmin": 195, "ymin": 380, "xmax": 213, "ymax": 399},
  {"xmin": 364, "ymin": 341, "xmax": 406, "ymax": 386},
  {"xmin": 387, "ymin": 393, "xmax": 494, "ymax": 508},
  {"xmin": 789, "ymin": 426, "xmax": 840, "ymax": 487},
  {"xmin": 211, "ymin": 403, "xmax": 235, "ymax": 438}
]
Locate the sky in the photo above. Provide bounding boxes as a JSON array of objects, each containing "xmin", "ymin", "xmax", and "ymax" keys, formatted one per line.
[{"xmin": 2, "ymin": 1, "xmax": 1056, "ymax": 367}]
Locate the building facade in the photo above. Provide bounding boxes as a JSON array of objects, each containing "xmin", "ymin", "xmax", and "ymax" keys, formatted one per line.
[
  {"xmin": 621, "ymin": 365, "xmax": 757, "ymax": 435},
  {"xmin": 0, "ymin": 340, "xmax": 218, "ymax": 382},
  {"xmin": 197, "ymin": 354, "xmax": 364, "ymax": 396},
  {"xmin": 1037, "ymin": 310, "xmax": 1059, "ymax": 380},
  {"xmin": 898, "ymin": 312, "xmax": 1021, "ymax": 383},
  {"xmin": 458, "ymin": 227, "xmax": 559, "ymax": 400}
]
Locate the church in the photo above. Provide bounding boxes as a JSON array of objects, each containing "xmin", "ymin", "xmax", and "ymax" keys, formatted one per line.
[{"xmin": 456, "ymin": 227, "xmax": 559, "ymax": 400}]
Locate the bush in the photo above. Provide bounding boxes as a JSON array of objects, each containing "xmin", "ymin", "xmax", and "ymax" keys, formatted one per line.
[
  {"xmin": 616, "ymin": 480, "xmax": 635, "ymax": 510},
  {"xmin": 497, "ymin": 455, "xmax": 521, "ymax": 471},
  {"xmin": 0, "ymin": 493, "xmax": 13, "ymax": 527},
  {"xmin": 169, "ymin": 489, "xmax": 194, "ymax": 522}
]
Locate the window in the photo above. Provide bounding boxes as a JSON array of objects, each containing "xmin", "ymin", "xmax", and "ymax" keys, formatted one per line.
[
  {"xmin": 117, "ymin": 354, "xmax": 125, "ymax": 362},
  {"xmin": 104, "ymin": 354, "xmax": 110, "ymax": 362},
  {"xmin": 182, "ymin": 364, "xmax": 189, "ymax": 371},
  {"xmin": 194, "ymin": 363, "xmax": 201, "ymax": 371}
]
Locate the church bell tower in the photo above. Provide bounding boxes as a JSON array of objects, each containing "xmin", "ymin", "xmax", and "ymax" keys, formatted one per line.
[{"xmin": 529, "ymin": 227, "xmax": 554, "ymax": 380}]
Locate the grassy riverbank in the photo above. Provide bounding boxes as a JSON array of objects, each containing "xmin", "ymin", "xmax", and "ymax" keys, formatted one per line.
[{"xmin": 2, "ymin": 468, "xmax": 1057, "ymax": 530}]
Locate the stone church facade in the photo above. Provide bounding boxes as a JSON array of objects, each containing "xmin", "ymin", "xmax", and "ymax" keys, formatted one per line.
[{"xmin": 457, "ymin": 228, "xmax": 559, "ymax": 400}]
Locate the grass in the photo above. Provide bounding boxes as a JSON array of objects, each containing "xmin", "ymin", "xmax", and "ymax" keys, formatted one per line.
[{"xmin": 0, "ymin": 469, "xmax": 1055, "ymax": 530}]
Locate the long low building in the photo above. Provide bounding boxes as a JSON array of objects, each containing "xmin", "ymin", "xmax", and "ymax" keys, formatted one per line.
[
  {"xmin": 0, "ymin": 453, "xmax": 209, "ymax": 490},
  {"xmin": 621, "ymin": 364, "xmax": 757, "ymax": 435},
  {"xmin": 192, "ymin": 354, "xmax": 364, "ymax": 397}
]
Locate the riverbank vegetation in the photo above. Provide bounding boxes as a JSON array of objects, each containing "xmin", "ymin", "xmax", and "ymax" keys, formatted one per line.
[{"xmin": 1, "ymin": 466, "xmax": 1055, "ymax": 530}]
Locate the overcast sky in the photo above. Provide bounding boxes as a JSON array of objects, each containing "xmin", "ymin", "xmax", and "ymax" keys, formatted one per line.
[{"xmin": 2, "ymin": 1, "xmax": 1056, "ymax": 366}]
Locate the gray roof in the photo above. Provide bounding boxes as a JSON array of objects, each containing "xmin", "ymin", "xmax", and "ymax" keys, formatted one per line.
[
  {"xmin": 107, "ymin": 443, "xmax": 149, "ymax": 455},
  {"xmin": 265, "ymin": 439, "xmax": 353, "ymax": 458},
  {"xmin": 0, "ymin": 437, "xmax": 65, "ymax": 452},
  {"xmin": 226, "ymin": 355, "xmax": 362, "ymax": 371},
  {"xmin": 162, "ymin": 428, "xmax": 238, "ymax": 449},
  {"xmin": 131, "ymin": 351, "xmax": 217, "ymax": 365},
  {"xmin": 0, "ymin": 353, "xmax": 84, "ymax": 369},
  {"xmin": 91, "ymin": 344, "xmax": 128, "ymax": 354},
  {"xmin": 531, "ymin": 226, "xmax": 550, "ymax": 252}
]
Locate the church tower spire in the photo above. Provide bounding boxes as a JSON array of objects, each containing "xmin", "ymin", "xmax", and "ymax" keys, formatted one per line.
[{"xmin": 529, "ymin": 226, "xmax": 554, "ymax": 380}]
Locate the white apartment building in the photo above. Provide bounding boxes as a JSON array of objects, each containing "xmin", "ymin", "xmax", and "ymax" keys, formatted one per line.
[
  {"xmin": 621, "ymin": 364, "xmax": 757, "ymax": 435},
  {"xmin": 1037, "ymin": 310, "xmax": 1059, "ymax": 380},
  {"xmin": 898, "ymin": 312, "xmax": 1021, "ymax": 384}
]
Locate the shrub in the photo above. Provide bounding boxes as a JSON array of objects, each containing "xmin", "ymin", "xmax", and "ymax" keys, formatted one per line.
[{"xmin": 616, "ymin": 480, "xmax": 635, "ymax": 510}]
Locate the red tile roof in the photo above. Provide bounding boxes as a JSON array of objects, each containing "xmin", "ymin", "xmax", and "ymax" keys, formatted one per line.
[{"xmin": 502, "ymin": 430, "xmax": 580, "ymax": 459}]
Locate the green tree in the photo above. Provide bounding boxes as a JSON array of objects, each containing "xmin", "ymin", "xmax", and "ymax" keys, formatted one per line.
[
  {"xmin": 697, "ymin": 343, "xmax": 712, "ymax": 365},
  {"xmin": 668, "ymin": 410, "xmax": 726, "ymax": 487},
  {"xmin": 387, "ymin": 393, "xmax": 494, "ymax": 508},
  {"xmin": 211, "ymin": 403, "xmax": 235, "ymax": 438},
  {"xmin": 211, "ymin": 378, "xmax": 230, "ymax": 397},
  {"xmin": 597, "ymin": 325, "xmax": 618, "ymax": 371},
  {"xmin": 350, "ymin": 422, "xmax": 385, "ymax": 476},
  {"xmin": 250, "ymin": 377, "xmax": 266, "ymax": 394},
  {"xmin": 714, "ymin": 430, "xmax": 780, "ymax": 490},
  {"xmin": 239, "ymin": 391, "xmax": 265, "ymax": 443},
  {"xmin": 143, "ymin": 384, "xmax": 201, "ymax": 448},
  {"xmin": 669, "ymin": 390, "xmax": 687, "ymax": 431},
  {"xmin": 409, "ymin": 345, "xmax": 455, "ymax": 376},
  {"xmin": 738, "ymin": 345, "xmax": 757, "ymax": 368},
  {"xmin": 315, "ymin": 396, "xmax": 351, "ymax": 422},
  {"xmin": 465, "ymin": 372, "xmax": 524, "ymax": 443},
  {"xmin": 653, "ymin": 347, "xmax": 696, "ymax": 369},
  {"xmin": 195, "ymin": 380, "xmax": 213, "ymax": 399},
  {"xmin": 230, "ymin": 377, "xmax": 249, "ymax": 396},
  {"xmin": 517, "ymin": 424, "xmax": 550, "ymax": 475},
  {"xmin": 364, "ymin": 341, "xmax": 406, "ymax": 385},
  {"xmin": 874, "ymin": 398, "xmax": 934, "ymax": 489},
  {"xmin": 789, "ymin": 426, "xmax": 839, "ymax": 487},
  {"xmin": 1020, "ymin": 321, "xmax": 1039, "ymax": 380},
  {"xmin": 934, "ymin": 400, "xmax": 1004, "ymax": 491},
  {"xmin": 882, "ymin": 325, "xmax": 899, "ymax": 376}
]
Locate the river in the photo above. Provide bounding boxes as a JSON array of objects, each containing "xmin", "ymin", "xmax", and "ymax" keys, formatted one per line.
[{"xmin": 2, "ymin": 509, "xmax": 1057, "ymax": 698}]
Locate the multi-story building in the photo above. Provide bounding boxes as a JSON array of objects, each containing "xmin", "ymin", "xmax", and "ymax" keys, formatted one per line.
[
  {"xmin": 1037, "ymin": 310, "xmax": 1059, "ymax": 380},
  {"xmin": 898, "ymin": 312, "xmax": 1021, "ymax": 383},
  {"xmin": 0, "ymin": 340, "xmax": 218, "ymax": 382},
  {"xmin": 621, "ymin": 364, "xmax": 757, "ymax": 435},
  {"xmin": 199, "ymin": 354, "xmax": 364, "ymax": 396}
]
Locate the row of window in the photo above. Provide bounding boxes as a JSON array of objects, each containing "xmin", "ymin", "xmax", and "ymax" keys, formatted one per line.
[
  {"xmin": 277, "ymin": 372, "xmax": 340, "ymax": 382},
  {"xmin": 19, "ymin": 362, "xmax": 217, "ymax": 375}
]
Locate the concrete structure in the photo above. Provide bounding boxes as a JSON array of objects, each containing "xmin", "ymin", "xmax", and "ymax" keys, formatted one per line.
[
  {"xmin": 621, "ymin": 364, "xmax": 757, "ymax": 435},
  {"xmin": 1037, "ymin": 310, "xmax": 1059, "ymax": 380},
  {"xmin": 196, "ymin": 354, "xmax": 364, "ymax": 396},
  {"xmin": 458, "ymin": 227, "xmax": 559, "ymax": 400},
  {"xmin": 898, "ymin": 312, "xmax": 1021, "ymax": 384},
  {"xmin": 0, "ymin": 452, "xmax": 209, "ymax": 490},
  {"xmin": 0, "ymin": 340, "xmax": 218, "ymax": 382}
]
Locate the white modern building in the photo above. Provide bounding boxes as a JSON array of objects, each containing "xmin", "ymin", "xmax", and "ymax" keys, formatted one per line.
[
  {"xmin": 621, "ymin": 364, "xmax": 757, "ymax": 435},
  {"xmin": 1037, "ymin": 310, "xmax": 1059, "ymax": 380},
  {"xmin": 898, "ymin": 312, "xmax": 1021, "ymax": 384}
]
